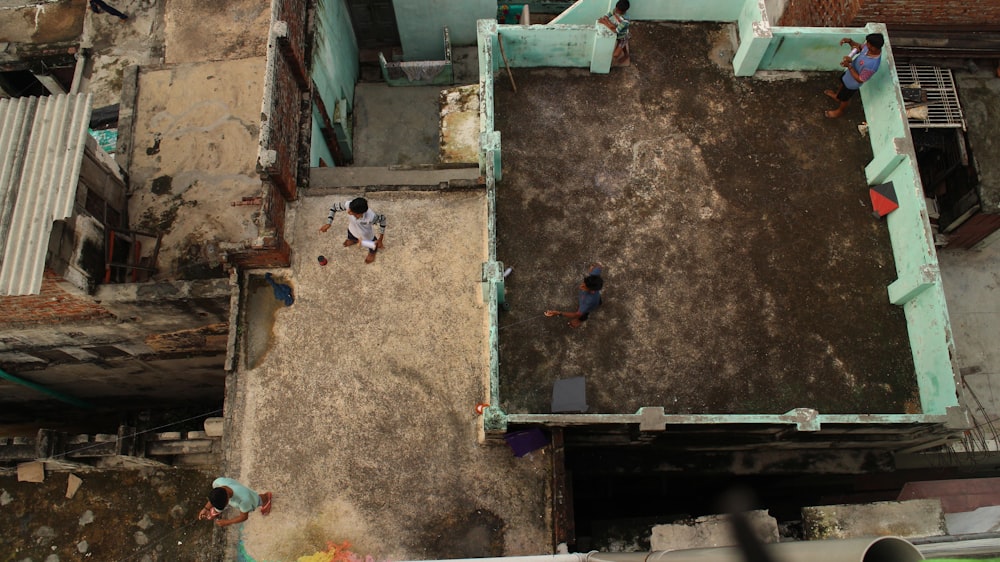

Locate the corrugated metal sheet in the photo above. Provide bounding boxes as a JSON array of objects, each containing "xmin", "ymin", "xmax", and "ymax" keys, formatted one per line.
[{"xmin": 0, "ymin": 94, "xmax": 93, "ymax": 296}]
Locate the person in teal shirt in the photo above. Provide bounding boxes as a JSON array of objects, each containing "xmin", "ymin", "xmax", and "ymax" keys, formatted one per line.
[{"xmin": 198, "ymin": 477, "xmax": 272, "ymax": 527}]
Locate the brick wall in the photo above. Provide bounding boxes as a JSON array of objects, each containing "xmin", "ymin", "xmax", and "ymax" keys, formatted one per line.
[
  {"xmin": 780, "ymin": 0, "xmax": 1000, "ymax": 27},
  {"xmin": 0, "ymin": 270, "xmax": 112, "ymax": 327},
  {"xmin": 230, "ymin": 0, "xmax": 307, "ymax": 270},
  {"xmin": 780, "ymin": 0, "xmax": 861, "ymax": 27}
]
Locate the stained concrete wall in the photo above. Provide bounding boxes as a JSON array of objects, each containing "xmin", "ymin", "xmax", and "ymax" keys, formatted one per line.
[
  {"xmin": 0, "ymin": 278, "xmax": 231, "ymax": 411},
  {"xmin": 651, "ymin": 511, "xmax": 779, "ymax": 551},
  {"xmin": 803, "ymin": 499, "xmax": 947, "ymax": 540}
]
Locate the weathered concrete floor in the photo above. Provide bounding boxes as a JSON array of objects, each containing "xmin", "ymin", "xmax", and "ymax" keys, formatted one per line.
[
  {"xmin": 495, "ymin": 23, "xmax": 917, "ymax": 415},
  {"xmin": 229, "ymin": 191, "xmax": 550, "ymax": 561}
]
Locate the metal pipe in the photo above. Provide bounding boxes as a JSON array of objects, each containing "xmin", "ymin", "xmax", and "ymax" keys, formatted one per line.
[{"xmin": 0, "ymin": 368, "xmax": 94, "ymax": 409}]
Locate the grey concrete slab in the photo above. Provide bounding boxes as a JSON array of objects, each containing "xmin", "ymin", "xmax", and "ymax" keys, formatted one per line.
[
  {"xmin": 650, "ymin": 511, "xmax": 778, "ymax": 551},
  {"xmin": 938, "ymin": 243, "xmax": 1000, "ymax": 423},
  {"xmin": 352, "ymin": 83, "xmax": 444, "ymax": 166},
  {"xmin": 310, "ymin": 166, "xmax": 481, "ymax": 189},
  {"xmin": 802, "ymin": 499, "xmax": 946, "ymax": 539}
]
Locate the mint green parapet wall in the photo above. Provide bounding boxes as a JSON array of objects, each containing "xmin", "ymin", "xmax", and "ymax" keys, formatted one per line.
[
  {"xmin": 628, "ymin": 0, "xmax": 743, "ymax": 21},
  {"xmin": 861, "ymin": 41, "xmax": 959, "ymax": 415},
  {"xmin": 554, "ymin": 0, "xmax": 743, "ymax": 24},
  {"xmin": 310, "ymin": 0, "xmax": 359, "ymax": 167},
  {"xmin": 741, "ymin": 24, "xmax": 959, "ymax": 414},
  {"xmin": 550, "ymin": 0, "xmax": 610, "ymax": 24},
  {"xmin": 494, "ymin": 25, "xmax": 600, "ymax": 68},
  {"xmin": 395, "ymin": 0, "xmax": 495, "ymax": 60},
  {"xmin": 758, "ymin": 26, "xmax": 879, "ymax": 71}
]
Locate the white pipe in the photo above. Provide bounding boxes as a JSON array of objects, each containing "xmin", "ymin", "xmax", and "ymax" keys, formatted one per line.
[
  {"xmin": 69, "ymin": 49, "xmax": 89, "ymax": 95},
  {"xmin": 398, "ymin": 554, "xmax": 591, "ymax": 562}
]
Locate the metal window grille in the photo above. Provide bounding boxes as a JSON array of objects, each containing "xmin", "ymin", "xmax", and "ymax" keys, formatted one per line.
[{"xmin": 895, "ymin": 64, "xmax": 966, "ymax": 129}]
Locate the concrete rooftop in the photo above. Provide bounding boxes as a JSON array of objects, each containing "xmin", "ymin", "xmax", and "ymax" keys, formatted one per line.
[
  {"xmin": 5, "ymin": 1, "xmax": 1000, "ymax": 559},
  {"xmin": 495, "ymin": 23, "xmax": 917, "ymax": 416}
]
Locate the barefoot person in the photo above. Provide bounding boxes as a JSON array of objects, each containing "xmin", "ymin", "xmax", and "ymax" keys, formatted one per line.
[
  {"xmin": 198, "ymin": 478, "xmax": 272, "ymax": 527},
  {"xmin": 319, "ymin": 197, "xmax": 387, "ymax": 264},
  {"xmin": 598, "ymin": 1, "xmax": 631, "ymax": 66},
  {"xmin": 545, "ymin": 264, "xmax": 604, "ymax": 329},
  {"xmin": 824, "ymin": 33, "xmax": 884, "ymax": 119}
]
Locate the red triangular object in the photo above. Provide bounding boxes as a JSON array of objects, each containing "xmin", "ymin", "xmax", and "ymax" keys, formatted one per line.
[{"xmin": 870, "ymin": 182, "xmax": 899, "ymax": 217}]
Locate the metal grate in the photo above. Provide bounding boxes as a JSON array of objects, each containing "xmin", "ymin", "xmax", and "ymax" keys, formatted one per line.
[{"xmin": 895, "ymin": 63, "xmax": 966, "ymax": 129}]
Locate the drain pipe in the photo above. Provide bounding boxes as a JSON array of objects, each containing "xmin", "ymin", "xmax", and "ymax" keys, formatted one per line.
[
  {"xmin": 0, "ymin": 368, "xmax": 94, "ymax": 409},
  {"xmin": 398, "ymin": 537, "xmax": 923, "ymax": 562}
]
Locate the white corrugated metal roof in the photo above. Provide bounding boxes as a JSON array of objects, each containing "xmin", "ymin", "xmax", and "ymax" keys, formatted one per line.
[{"xmin": 0, "ymin": 94, "xmax": 93, "ymax": 296}]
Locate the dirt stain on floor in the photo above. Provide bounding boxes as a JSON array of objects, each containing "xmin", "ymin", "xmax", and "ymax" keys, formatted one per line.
[{"xmin": 495, "ymin": 23, "xmax": 917, "ymax": 415}]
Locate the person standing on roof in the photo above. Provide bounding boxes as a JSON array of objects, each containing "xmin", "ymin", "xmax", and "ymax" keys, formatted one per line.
[
  {"xmin": 824, "ymin": 33, "xmax": 884, "ymax": 119},
  {"xmin": 598, "ymin": 1, "xmax": 631, "ymax": 66},
  {"xmin": 545, "ymin": 264, "xmax": 604, "ymax": 329},
  {"xmin": 198, "ymin": 477, "xmax": 272, "ymax": 527},
  {"xmin": 319, "ymin": 197, "xmax": 386, "ymax": 264}
]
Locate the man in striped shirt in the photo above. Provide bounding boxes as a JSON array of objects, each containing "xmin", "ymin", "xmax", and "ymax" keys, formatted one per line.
[{"xmin": 319, "ymin": 197, "xmax": 387, "ymax": 264}]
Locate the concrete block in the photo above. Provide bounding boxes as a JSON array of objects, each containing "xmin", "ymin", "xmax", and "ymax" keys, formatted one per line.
[
  {"xmin": 203, "ymin": 417, "xmax": 224, "ymax": 437},
  {"xmin": 803, "ymin": 499, "xmax": 946, "ymax": 540},
  {"xmin": 17, "ymin": 461, "xmax": 44, "ymax": 482},
  {"xmin": 66, "ymin": 474, "xmax": 83, "ymax": 498},
  {"xmin": 153, "ymin": 432, "xmax": 182, "ymax": 441},
  {"xmin": 552, "ymin": 376, "xmax": 587, "ymax": 413},
  {"xmin": 946, "ymin": 506, "xmax": 1000, "ymax": 534},
  {"xmin": 651, "ymin": 511, "xmax": 778, "ymax": 551},
  {"xmin": 186, "ymin": 431, "xmax": 208, "ymax": 439}
]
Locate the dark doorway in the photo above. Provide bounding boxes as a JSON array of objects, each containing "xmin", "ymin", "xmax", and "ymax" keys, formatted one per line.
[
  {"xmin": 0, "ymin": 70, "xmax": 49, "ymax": 97},
  {"xmin": 347, "ymin": 0, "xmax": 401, "ymax": 49}
]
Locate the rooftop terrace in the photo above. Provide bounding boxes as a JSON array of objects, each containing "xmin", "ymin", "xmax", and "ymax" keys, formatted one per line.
[{"xmin": 495, "ymin": 22, "xmax": 917, "ymax": 415}]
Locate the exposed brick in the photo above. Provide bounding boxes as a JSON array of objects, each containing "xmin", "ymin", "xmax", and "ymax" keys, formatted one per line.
[
  {"xmin": 0, "ymin": 271, "xmax": 113, "ymax": 327},
  {"xmin": 779, "ymin": 0, "xmax": 1000, "ymax": 27}
]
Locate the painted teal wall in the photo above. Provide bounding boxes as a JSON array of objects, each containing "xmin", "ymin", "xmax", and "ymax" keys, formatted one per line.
[
  {"xmin": 311, "ymin": 0, "xmax": 359, "ymax": 167},
  {"xmin": 550, "ymin": 0, "xmax": 610, "ymax": 24},
  {"xmin": 759, "ymin": 27, "xmax": 872, "ymax": 71},
  {"xmin": 311, "ymin": 105, "xmax": 335, "ymax": 167},
  {"xmin": 495, "ymin": 25, "xmax": 599, "ymax": 68},
  {"xmin": 554, "ymin": 0, "xmax": 743, "ymax": 24},
  {"xmin": 856, "ymin": 37, "xmax": 959, "ymax": 415},
  {"xmin": 395, "ymin": 0, "xmax": 495, "ymax": 60},
  {"xmin": 628, "ymin": 0, "xmax": 743, "ymax": 21}
]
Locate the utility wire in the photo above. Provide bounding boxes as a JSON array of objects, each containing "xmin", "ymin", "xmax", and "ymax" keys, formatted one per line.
[
  {"xmin": 35, "ymin": 408, "xmax": 224, "ymax": 462},
  {"xmin": 498, "ymin": 313, "xmax": 548, "ymax": 331},
  {"xmin": 116, "ymin": 518, "xmax": 206, "ymax": 562}
]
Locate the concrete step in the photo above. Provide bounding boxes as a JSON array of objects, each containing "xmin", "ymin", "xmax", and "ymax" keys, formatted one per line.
[{"xmin": 309, "ymin": 166, "xmax": 481, "ymax": 191}]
